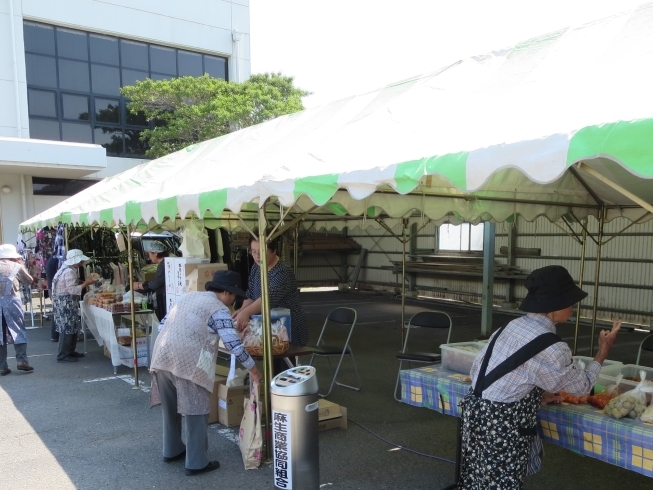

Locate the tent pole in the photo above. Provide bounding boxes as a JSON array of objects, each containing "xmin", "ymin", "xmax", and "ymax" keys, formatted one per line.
[
  {"xmin": 481, "ymin": 223, "xmax": 496, "ymax": 337},
  {"xmin": 294, "ymin": 223, "xmax": 299, "ymax": 275},
  {"xmin": 401, "ymin": 220, "xmax": 407, "ymax": 346},
  {"xmin": 258, "ymin": 205, "xmax": 274, "ymax": 462},
  {"xmin": 64, "ymin": 223, "xmax": 69, "ymax": 252},
  {"xmin": 127, "ymin": 223, "xmax": 139, "ymax": 389},
  {"xmin": 572, "ymin": 224, "xmax": 587, "ymax": 355},
  {"xmin": 589, "ymin": 210, "xmax": 605, "ymax": 356}
]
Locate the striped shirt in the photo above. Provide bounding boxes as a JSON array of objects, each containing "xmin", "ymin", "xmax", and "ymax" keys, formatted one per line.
[
  {"xmin": 52, "ymin": 266, "xmax": 84, "ymax": 296},
  {"xmin": 247, "ymin": 261, "xmax": 308, "ymax": 346},
  {"xmin": 470, "ymin": 313, "xmax": 600, "ymax": 403}
]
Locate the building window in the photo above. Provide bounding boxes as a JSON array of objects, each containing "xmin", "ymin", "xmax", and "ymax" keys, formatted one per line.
[
  {"xmin": 23, "ymin": 21, "xmax": 229, "ymax": 158},
  {"xmin": 32, "ymin": 177, "xmax": 99, "ymax": 196},
  {"xmin": 438, "ymin": 223, "xmax": 484, "ymax": 252}
]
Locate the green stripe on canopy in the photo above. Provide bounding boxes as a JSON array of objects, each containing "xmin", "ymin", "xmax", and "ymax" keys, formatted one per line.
[
  {"xmin": 567, "ymin": 120, "xmax": 653, "ymax": 176},
  {"xmin": 125, "ymin": 202, "xmax": 141, "ymax": 225},
  {"xmin": 99, "ymin": 209, "xmax": 113, "ymax": 226},
  {"xmin": 424, "ymin": 152, "xmax": 468, "ymax": 190},
  {"xmin": 198, "ymin": 189, "xmax": 227, "ymax": 218},
  {"xmin": 294, "ymin": 174, "xmax": 339, "ymax": 205},
  {"xmin": 157, "ymin": 197, "xmax": 178, "ymax": 223}
]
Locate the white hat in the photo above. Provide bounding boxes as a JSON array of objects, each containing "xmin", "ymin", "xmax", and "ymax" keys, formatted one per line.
[
  {"xmin": 0, "ymin": 244, "xmax": 21, "ymax": 259},
  {"xmin": 64, "ymin": 249, "xmax": 90, "ymax": 266}
]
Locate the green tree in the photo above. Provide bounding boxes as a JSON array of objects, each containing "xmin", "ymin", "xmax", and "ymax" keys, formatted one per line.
[{"xmin": 121, "ymin": 73, "xmax": 309, "ymax": 158}]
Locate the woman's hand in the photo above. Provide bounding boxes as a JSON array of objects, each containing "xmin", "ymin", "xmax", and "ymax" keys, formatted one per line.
[
  {"xmin": 249, "ymin": 366, "xmax": 263, "ymax": 386},
  {"xmin": 541, "ymin": 392, "xmax": 564, "ymax": 405},
  {"xmin": 232, "ymin": 309, "xmax": 251, "ymax": 332},
  {"xmin": 132, "ymin": 281, "xmax": 143, "ymax": 290}
]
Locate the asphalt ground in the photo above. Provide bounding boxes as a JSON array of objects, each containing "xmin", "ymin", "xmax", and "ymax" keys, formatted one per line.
[{"xmin": 1, "ymin": 290, "xmax": 652, "ymax": 490}]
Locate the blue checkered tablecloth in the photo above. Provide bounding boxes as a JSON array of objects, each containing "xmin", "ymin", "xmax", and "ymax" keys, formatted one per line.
[{"xmin": 400, "ymin": 365, "xmax": 653, "ymax": 478}]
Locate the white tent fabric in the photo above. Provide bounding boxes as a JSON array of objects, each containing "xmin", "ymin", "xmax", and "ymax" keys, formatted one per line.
[{"xmin": 20, "ymin": 2, "xmax": 653, "ymax": 232}]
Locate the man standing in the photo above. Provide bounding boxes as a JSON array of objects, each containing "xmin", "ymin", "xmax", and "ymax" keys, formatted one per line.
[
  {"xmin": 0, "ymin": 244, "xmax": 34, "ymax": 375},
  {"xmin": 51, "ymin": 249, "xmax": 96, "ymax": 363}
]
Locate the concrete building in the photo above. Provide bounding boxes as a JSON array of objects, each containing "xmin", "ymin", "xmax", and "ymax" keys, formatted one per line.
[{"xmin": 0, "ymin": 0, "xmax": 250, "ymax": 245}]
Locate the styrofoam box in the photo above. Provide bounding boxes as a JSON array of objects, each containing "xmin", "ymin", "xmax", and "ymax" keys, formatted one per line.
[
  {"xmin": 440, "ymin": 342, "xmax": 486, "ymax": 375},
  {"xmin": 572, "ymin": 356, "xmax": 622, "ymax": 369}
]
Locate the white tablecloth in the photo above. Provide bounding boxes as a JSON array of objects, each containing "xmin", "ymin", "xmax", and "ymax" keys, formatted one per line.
[{"xmin": 80, "ymin": 303, "xmax": 158, "ymax": 368}]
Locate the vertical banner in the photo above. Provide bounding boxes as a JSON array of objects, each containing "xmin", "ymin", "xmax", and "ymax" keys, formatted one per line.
[{"xmin": 272, "ymin": 410, "xmax": 293, "ymax": 489}]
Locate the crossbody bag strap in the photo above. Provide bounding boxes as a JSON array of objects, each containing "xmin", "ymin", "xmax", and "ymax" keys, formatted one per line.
[{"xmin": 476, "ymin": 332, "xmax": 562, "ymax": 396}]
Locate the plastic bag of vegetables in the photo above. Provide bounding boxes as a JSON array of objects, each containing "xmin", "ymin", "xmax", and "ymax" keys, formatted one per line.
[{"xmin": 604, "ymin": 371, "xmax": 650, "ymax": 420}]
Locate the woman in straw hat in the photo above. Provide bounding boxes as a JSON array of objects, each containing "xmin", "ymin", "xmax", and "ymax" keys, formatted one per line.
[
  {"xmin": 51, "ymin": 249, "xmax": 97, "ymax": 363},
  {"xmin": 459, "ymin": 265, "xmax": 621, "ymax": 489},
  {"xmin": 0, "ymin": 244, "xmax": 35, "ymax": 375}
]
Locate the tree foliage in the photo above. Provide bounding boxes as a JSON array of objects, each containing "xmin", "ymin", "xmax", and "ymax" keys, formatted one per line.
[{"xmin": 121, "ymin": 73, "xmax": 309, "ymax": 158}]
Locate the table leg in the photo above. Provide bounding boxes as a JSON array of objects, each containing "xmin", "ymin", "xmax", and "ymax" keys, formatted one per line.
[{"xmin": 82, "ymin": 310, "xmax": 87, "ymax": 354}]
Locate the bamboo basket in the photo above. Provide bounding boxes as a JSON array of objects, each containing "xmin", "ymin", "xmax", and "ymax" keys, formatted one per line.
[{"xmin": 245, "ymin": 334, "xmax": 289, "ymax": 357}]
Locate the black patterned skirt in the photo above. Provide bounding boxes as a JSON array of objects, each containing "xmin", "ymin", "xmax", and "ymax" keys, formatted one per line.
[{"xmin": 459, "ymin": 387, "xmax": 543, "ymax": 490}]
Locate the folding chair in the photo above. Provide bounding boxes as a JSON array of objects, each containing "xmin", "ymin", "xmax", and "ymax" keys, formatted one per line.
[
  {"xmin": 308, "ymin": 307, "xmax": 361, "ymax": 398},
  {"xmin": 394, "ymin": 311, "xmax": 452, "ymax": 401},
  {"xmin": 636, "ymin": 334, "xmax": 653, "ymax": 365}
]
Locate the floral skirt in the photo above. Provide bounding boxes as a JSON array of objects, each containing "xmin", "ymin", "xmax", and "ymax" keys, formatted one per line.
[
  {"xmin": 52, "ymin": 294, "xmax": 81, "ymax": 334},
  {"xmin": 459, "ymin": 387, "xmax": 543, "ymax": 490}
]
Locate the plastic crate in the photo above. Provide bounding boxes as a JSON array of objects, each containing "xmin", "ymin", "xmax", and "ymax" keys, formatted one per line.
[
  {"xmin": 598, "ymin": 364, "xmax": 653, "ymax": 386},
  {"xmin": 440, "ymin": 342, "xmax": 486, "ymax": 375}
]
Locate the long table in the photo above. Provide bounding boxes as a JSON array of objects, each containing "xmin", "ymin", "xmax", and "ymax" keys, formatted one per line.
[
  {"xmin": 400, "ymin": 365, "xmax": 653, "ymax": 478},
  {"xmin": 80, "ymin": 303, "xmax": 157, "ymax": 373}
]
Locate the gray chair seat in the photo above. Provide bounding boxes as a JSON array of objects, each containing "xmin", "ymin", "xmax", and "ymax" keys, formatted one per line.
[{"xmin": 397, "ymin": 351, "xmax": 441, "ymax": 363}]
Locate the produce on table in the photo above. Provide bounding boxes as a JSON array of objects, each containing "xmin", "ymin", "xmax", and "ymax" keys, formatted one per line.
[
  {"xmin": 559, "ymin": 391, "xmax": 589, "ymax": 404},
  {"xmin": 588, "ymin": 393, "xmax": 614, "ymax": 409}
]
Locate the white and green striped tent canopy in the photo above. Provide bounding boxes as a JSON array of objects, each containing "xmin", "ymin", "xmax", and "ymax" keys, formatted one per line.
[{"xmin": 20, "ymin": 3, "xmax": 653, "ymax": 233}]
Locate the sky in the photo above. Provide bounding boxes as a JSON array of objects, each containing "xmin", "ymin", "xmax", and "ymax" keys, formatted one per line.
[{"xmin": 249, "ymin": 0, "xmax": 645, "ymax": 108}]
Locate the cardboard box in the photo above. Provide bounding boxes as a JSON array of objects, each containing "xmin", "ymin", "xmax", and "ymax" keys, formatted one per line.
[
  {"xmin": 174, "ymin": 258, "xmax": 210, "ymax": 295},
  {"xmin": 318, "ymin": 399, "xmax": 342, "ymax": 420},
  {"xmin": 164, "ymin": 257, "xmax": 210, "ymax": 295},
  {"xmin": 185, "ymin": 263, "xmax": 228, "ymax": 293},
  {"xmin": 215, "ymin": 364, "xmax": 230, "ymax": 377},
  {"xmin": 318, "ymin": 407, "xmax": 348, "ymax": 431},
  {"xmin": 208, "ymin": 375, "xmax": 228, "ymax": 424},
  {"xmin": 217, "ymin": 382, "xmax": 251, "ymax": 427},
  {"xmin": 118, "ymin": 337, "xmax": 148, "ymax": 368}
]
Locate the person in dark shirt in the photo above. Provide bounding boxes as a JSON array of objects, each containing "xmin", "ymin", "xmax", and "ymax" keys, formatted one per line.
[
  {"xmin": 132, "ymin": 241, "xmax": 168, "ymax": 321},
  {"xmin": 45, "ymin": 254, "xmax": 60, "ymax": 342}
]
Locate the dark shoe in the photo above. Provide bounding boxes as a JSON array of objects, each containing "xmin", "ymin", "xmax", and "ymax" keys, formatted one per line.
[
  {"xmin": 50, "ymin": 338, "xmax": 59, "ymax": 342},
  {"xmin": 69, "ymin": 352, "xmax": 85, "ymax": 358},
  {"xmin": 57, "ymin": 356, "xmax": 78, "ymax": 363},
  {"xmin": 163, "ymin": 450, "xmax": 186, "ymax": 463},
  {"xmin": 0, "ymin": 368, "xmax": 10, "ymax": 376},
  {"xmin": 17, "ymin": 362, "xmax": 34, "ymax": 372},
  {"xmin": 185, "ymin": 461, "xmax": 220, "ymax": 476}
]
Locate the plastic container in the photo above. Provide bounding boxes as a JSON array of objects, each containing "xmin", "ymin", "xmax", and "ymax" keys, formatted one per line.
[
  {"xmin": 598, "ymin": 364, "xmax": 653, "ymax": 387},
  {"xmin": 572, "ymin": 356, "xmax": 622, "ymax": 369},
  {"xmin": 440, "ymin": 342, "xmax": 486, "ymax": 374}
]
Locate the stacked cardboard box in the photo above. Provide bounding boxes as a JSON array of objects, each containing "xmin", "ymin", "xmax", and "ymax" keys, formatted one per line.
[
  {"xmin": 119, "ymin": 337, "xmax": 148, "ymax": 368},
  {"xmin": 164, "ymin": 258, "xmax": 229, "ymax": 313}
]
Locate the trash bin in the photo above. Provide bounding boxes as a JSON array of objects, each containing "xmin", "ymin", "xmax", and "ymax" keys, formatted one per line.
[{"xmin": 270, "ymin": 366, "xmax": 320, "ymax": 490}]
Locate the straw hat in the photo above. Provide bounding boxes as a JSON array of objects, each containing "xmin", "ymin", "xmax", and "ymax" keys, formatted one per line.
[
  {"xmin": 63, "ymin": 249, "xmax": 90, "ymax": 266},
  {"xmin": 0, "ymin": 244, "xmax": 21, "ymax": 259}
]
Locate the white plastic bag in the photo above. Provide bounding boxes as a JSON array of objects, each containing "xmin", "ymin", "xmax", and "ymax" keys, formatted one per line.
[
  {"xmin": 604, "ymin": 371, "xmax": 650, "ymax": 419},
  {"xmin": 178, "ymin": 219, "xmax": 210, "ymax": 258},
  {"xmin": 226, "ymin": 354, "xmax": 247, "ymax": 387}
]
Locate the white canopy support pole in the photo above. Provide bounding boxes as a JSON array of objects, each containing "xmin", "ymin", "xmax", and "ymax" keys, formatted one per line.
[
  {"xmin": 589, "ymin": 209, "xmax": 605, "ymax": 356},
  {"xmin": 258, "ymin": 205, "xmax": 274, "ymax": 462},
  {"xmin": 481, "ymin": 223, "xmax": 496, "ymax": 337},
  {"xmin": 572, "ymin": 224, "xmax": 587, "ymax": 355},
  {"xmin": 577, "ymin": 162, "xmax": 653, "ymax": 214},
  {"xmin": 126, "ymin": 223, "xmax": 139, "ymax": 389},
  {"xmin": 401, "ymin": 219, "xmax": 407, "ymax": 346}
]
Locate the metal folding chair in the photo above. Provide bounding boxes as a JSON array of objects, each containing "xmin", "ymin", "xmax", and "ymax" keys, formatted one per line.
[
  {"xmin": 636, "ymin": 334, "xmax": 653, "ymax": 365},
  {"xmin": 308, "ymin": 307, "xmax": 361, "ymax": 398},
  {"xmin": 394, "ymin": 311, "xmax": 452, "ymax": 401}
]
